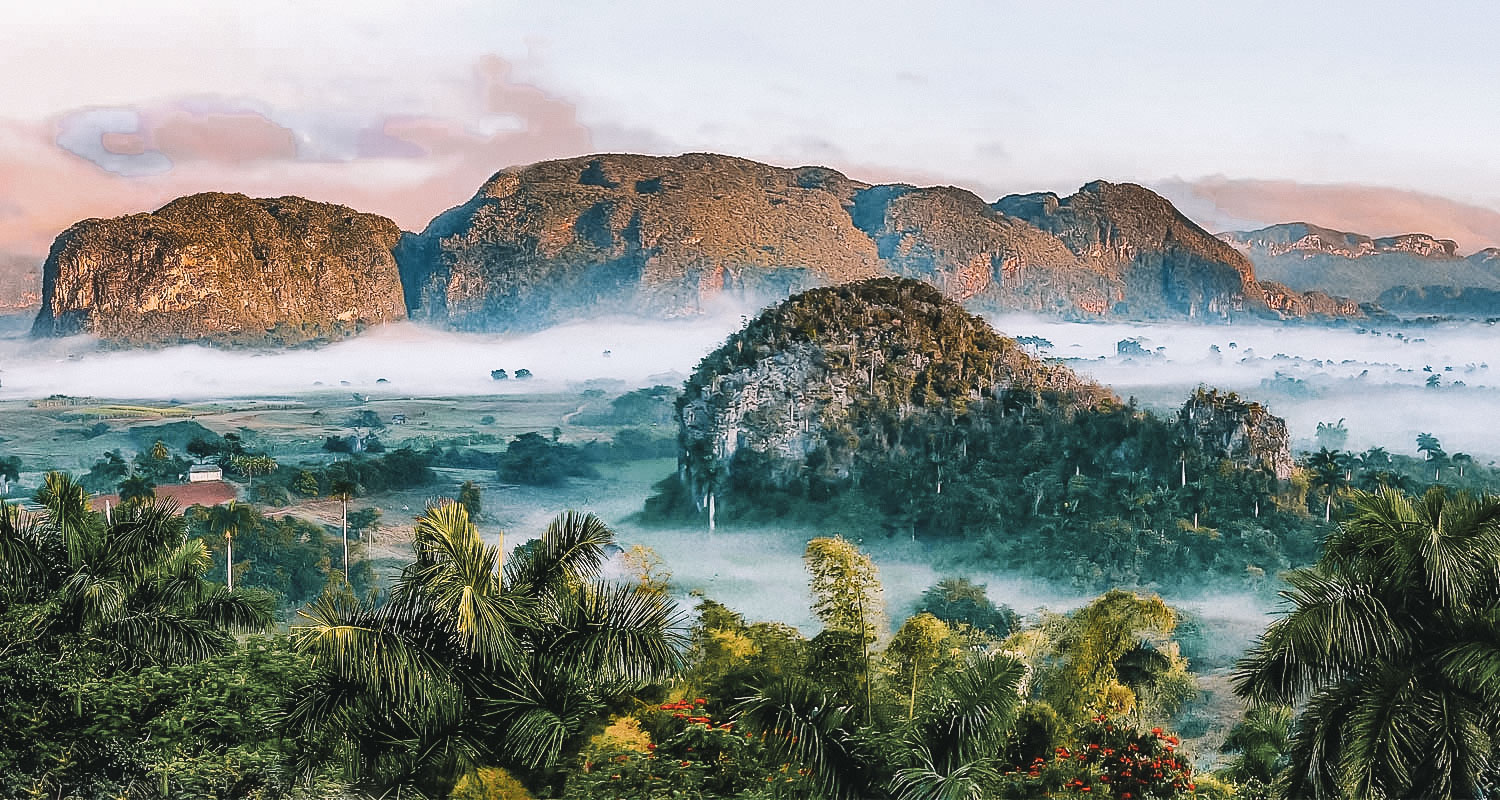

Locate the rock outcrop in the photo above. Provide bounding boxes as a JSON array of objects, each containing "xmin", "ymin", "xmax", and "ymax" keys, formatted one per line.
[
  {"xmin": 1177, "ymin": 388, "xmax": 1293, "ymax": 480},
  {"xmin": 32, "ymin": 193, "xmax": 406, "ymax": 345},
  {"xmin": 398, "ymin": 154, "xmax": 885, "ymax": 330},
  {"xmin": 401, "ymin": 154, "xmax": 1356, "ymax": 330}
]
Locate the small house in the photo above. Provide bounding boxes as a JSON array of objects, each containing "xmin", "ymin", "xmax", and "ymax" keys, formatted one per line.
[
  {"xmin": 188, "ymin": 463, "xmax": 223, "ymax": 483},
  {"xmin": 391, "ymin": 414, "xmax": 407, "ymax": 425}
]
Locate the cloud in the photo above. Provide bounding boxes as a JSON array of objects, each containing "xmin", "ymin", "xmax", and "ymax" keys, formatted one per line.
[
  {"xmin": 1156, "ymin": 176, "xmax": 1500, "ymax": 253},
  {"xmin": 0, "ymin": 55, "xmax": 594, "ymax": 279}
]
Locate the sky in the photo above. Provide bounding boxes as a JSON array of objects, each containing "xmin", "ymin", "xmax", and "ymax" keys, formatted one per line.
[{"xmin": 4, "ymin": 0, "xmax": 1500, "ymax": 285}]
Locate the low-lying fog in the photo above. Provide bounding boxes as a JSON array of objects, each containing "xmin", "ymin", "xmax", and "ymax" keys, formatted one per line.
[
  {"xmin": 4, "ymin": 311, "xmax": 1498, "ymax": 459},
  {"xmin": 0, "ymin": 317, "xmax": 746, "ymax": 401},
  {"xmin": 985, "ymin": 314, "xmax": 1500, "ymax": 460}
]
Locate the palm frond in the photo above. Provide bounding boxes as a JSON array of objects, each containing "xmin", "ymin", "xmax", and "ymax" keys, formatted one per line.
[
  {"xmin": 61, "ymin": 570, "xmax": 126, "ymax": 630},
  {"xmin": 546, "ymin": 581, "xmax": 687, "ymax": 685},
  {"xmin": 891, "ymin": 748, "xmax": 1001, "ymax": 800},
  {"xmin": 504, "ymin": 510, "xmax": 613, "ymax": 593},
  {"xmin": 103, "ymin": 610, "xmax": 233, "ymax": 664},
  {"xmin": 1278, "ymin": 682, "xmax": 1357, "ymax": 800},
  {"xmin": 1233, "ymin": 568, "xmax": 1406, "ymax": 703},
  {"xmin": 37, "ymin": 472, "xmax": 101, "ymax": 568},
  {"xmin": 401, "ymin": 501, "xmax": 526, "ymax": 666},
  {"xmin": 101, "ymin": 498, "xmax": 185, "ymax": 582},
  {"xmin": 0, "ymin": 500, "xmax": 46, "ymax": 593},
  {"xmin": 293, "ymin": 592, "xmax": 463, "ymax": 716},
  {"xmin": 734, "ymin": 677, "xmax": 864, "ymax": 800},
  {"xmin": 912, "ymin": 653, "xmax": 1026, "ymax": 769},
  {"xmin": 192, "ymin": 585, "xmax": 275, "ymax": 630}
]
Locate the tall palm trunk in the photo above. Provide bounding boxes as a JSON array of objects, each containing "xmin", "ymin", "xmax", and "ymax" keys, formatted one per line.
[
  {"xmin": 226, "ymin": 532, "xmax": 234, "ymax": 590},
  {"xmin": 342, "ymin": 496, "xmax": 349, "ymax": 582}
]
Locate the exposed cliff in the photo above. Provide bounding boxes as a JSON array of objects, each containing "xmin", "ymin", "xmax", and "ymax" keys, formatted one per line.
[
  {"xmin": 401, "ymin": 154, "xmax": 1353, "ymax": 330},
  {"xmin": 398, "ymin": 153, "xmax": 885, "ymax": 330},
  {"xmin": 32, "ymin": 193, "xmax": 406, "ymax": 345},
  {"xmin": 995, "ymin": 182, "xmax": 1359, "ymax": 319},
  {"xmin": 1178, "ymin": 388, "xmax": 1293, "ymax": 480}
]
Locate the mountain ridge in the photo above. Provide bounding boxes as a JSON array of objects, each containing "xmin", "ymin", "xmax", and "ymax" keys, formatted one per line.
[
  {"xmin": 29, "ymin": 153, "xmax": 1367, "ymax": 345},
  {"xmin": 1220, "ymin": 220, "xmax": 1500, "ymax": 313}
]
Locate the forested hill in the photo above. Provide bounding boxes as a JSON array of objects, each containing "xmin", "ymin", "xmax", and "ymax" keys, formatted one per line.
[{"xmin": 653, "ymin": 277, "xmax": 1308, "ymax": 589}]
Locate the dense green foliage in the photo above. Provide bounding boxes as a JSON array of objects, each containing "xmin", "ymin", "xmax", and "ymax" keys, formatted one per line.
[
  {"xmin": 1235, "ymin": 487, "xmax": 1500, "ymax": 798},
  {"xmin": 252, "ymin": 447, "xmax": 435, "ymax": 506},
  {"xmin": 184, "ymin": 504, "xmax": 372, "ymax": 616},
  {"xmin": 653, "ymin": 279, "xmax": 1325, "ymax": 591},
  {"xmin": 0, "ymin": 477, "xmax": 293, "ymax": 797},
  {"xmin": 498, "ymin": 431, "xmax": 597, "ymax": 486},
  {"xmin": 583, "ymin": 536, "xmax": 1207, "ymax": 800},
  {"xmin": 290, "ymin": 505, "xmax": 685, "ymax": 797}
]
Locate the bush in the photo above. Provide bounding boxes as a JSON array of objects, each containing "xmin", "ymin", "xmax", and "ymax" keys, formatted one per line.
[{"xmin": 498, "ymin": 432, "xmax": 595, "ymax": 486}]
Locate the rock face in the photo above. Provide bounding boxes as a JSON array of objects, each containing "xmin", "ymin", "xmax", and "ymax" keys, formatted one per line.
[
  {"xmin": 996, "ymin": 182, "xmax": 1361, "ymax": 319},
  {"xmin": 32, "ymin": 193, "xmax": 406, "ymax": 345},
  {"xmin": 1177, "ymin": 388, "xmax": 1293, "ymax": 480},
  {"xmin": 400, "ymin": 154, "xmax": 1355, "ymax": 330},
  {"xmin": 673, "ymin": 278, "xmax": 1115, "ymax": 510},
  {"xmin": 1220, "ymin": 222, "xmax": 1500, "ymax": 305},
  {"xmin": 996, "ymin": 181, "xmax": 1256, "ymax": 318},
  {"xmin": 399, "ymin": 154, "xmax": 885, "ymax": 330}
]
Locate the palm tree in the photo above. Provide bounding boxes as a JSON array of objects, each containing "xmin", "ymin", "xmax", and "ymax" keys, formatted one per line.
[
  {"xmin": 118, "ymin": 474, "xmax": 156, "ymax": 506},
  {"xmin": 1221, "ymin": 704, "xmax": 1293, "ymax": 785},
  {"xmin": 1234, "ymin": 487, "xmax": 1500, "ymax": 799},
  {"xmin": 203, "ymin": 501, "xmax": 258, "ymax": 591},
  {"xmin": 0, "ymin": 455, "xmax": 19, "ymax": 497},
  {"xmin": 289, "ymin": 505, "xmax": 685, "ymax": 796},
  {"xmin": 330, "ymin": 479, "xmax": 357, "ymax": 582},
  {"xmin": 734, "ymin": 651, "xmax": 1025, "ymax": 800},
  {"xmin": 1453, "ymin": 452, "xmax": 1474, "ymax": 478},
  {"xmin": 231, "ymin": 453, "xmax": 277, "ymax": 488},
  {"xmin": 1416, "ymin": 432, "xmax": 1445, "ymax": 462},
  {"xmin": 0, "ymin": 473, "xmax": 271, "ymax": 664},
  {"xmin": 1360, "ymin": 447, "xmax": 1391, "ymax": 469},
  {"xmin": 1306, "ymin": 448, "xmax": 1347, "ymax": 522}
]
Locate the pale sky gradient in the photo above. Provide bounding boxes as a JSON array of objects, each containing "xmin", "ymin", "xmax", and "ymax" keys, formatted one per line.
[{"xmin": 4, "ymin": 0, "xmax": 1500, "ymax": 272}]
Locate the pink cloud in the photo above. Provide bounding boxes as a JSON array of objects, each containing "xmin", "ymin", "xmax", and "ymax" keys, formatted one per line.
[
  {"xmin": 1158, "ymin": 176, "xmax": 1500, "ymax": 253},
  {"xmin": 0, "ymin": 55, "xmax": 595, "ymax": 300}
]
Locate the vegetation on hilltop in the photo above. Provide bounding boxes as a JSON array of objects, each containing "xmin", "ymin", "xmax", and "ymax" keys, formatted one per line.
[{"xmin": 655, "ymin": 279, "xmax": 1309, "ymax": 590}]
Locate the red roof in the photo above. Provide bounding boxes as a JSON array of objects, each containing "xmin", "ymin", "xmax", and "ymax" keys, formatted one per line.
[{"xmin": 91, "ymin": 480, "xmax": 238, "ymax": 512}]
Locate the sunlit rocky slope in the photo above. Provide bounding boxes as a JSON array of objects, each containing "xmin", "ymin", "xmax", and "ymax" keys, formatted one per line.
[
  {"xmin": 31, "ymin": 153, "xmax": 1366, "ymax": 345},
  {"xmin": 30, "ymin": 193, "xmax": 407, "ymax": 345}
]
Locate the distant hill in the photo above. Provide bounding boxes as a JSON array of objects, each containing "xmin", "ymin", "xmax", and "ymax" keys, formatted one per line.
[
  {"xmin": 398, "ymin": 153, "xmax": 1358, "ymax": 331},
  {"xmin": 26, "ymin": 154, "xmax": 1367, "ymax": 346},
  {"xmin": 31, "ymin": 193, "xmax": 407, "ymax": 346},
  {"xmin": 1219, "ymin": 222, "xmax": 1500, "ymax": 308}
]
